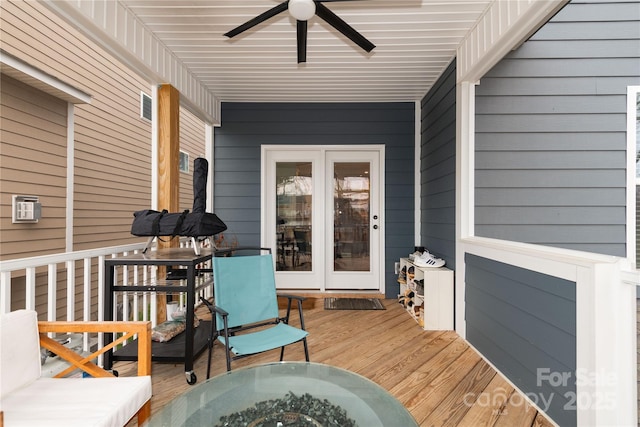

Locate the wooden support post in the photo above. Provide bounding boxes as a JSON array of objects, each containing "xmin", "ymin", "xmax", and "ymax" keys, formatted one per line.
[{"xmin": 156, "ymin": 84, "xmax": 181, "ymax": 322}]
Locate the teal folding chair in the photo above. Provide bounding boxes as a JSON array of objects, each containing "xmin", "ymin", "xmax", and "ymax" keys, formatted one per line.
[{"xmin": 201, "ymin": 249, "xmax": 309, "ymax": 375}]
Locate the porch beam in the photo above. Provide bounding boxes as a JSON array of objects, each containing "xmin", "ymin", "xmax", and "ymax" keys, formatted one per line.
[
  {"xmin": 156, "ymin": 84, "xmax": 181, "ymax": 322},
  {"xmin": 157, "ymin": 84, "xmax": 181, "ymax": 215}
]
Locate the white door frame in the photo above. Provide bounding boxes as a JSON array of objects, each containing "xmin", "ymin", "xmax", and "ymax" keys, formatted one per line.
[{"xmin": 261, "ymin": 145, "xmax": 385, "ymax": 293}]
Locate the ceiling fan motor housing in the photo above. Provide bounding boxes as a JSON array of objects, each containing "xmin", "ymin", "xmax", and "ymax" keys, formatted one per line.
[{"xmin": 289, "ymin": 0, "xmax": 316, "ymax": 21}]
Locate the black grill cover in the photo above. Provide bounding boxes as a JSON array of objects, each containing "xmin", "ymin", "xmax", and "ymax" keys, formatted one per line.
[
  {"xmin": 130, "ymin": 157, "xmax": 227, "ymax": 238},
  {"xmin": 192, "ymin": 157, "xmax": 208, "ymax": 213},
  {"xmin": 131, "ymin": 209, "xmax": 227, "ymax": 237}
]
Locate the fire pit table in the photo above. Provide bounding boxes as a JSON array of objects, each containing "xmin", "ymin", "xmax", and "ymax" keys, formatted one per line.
[{"xmin": 144, "ymin": 362, "xmax": 418, "ymax": 427}]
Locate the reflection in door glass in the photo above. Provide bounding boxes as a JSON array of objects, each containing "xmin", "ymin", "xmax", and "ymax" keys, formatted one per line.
[
  {"xmin": 276, "ymin": 162, "xmax": 312, "ymax": 272},
  {"xmin": 334, "ymin": 163, "xmax": 370, "ymax": 272}
]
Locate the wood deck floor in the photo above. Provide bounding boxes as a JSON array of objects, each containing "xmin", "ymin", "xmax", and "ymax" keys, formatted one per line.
[{"xmin": 121, "ymin": 299, "xmax": 554, "ymax": 426}]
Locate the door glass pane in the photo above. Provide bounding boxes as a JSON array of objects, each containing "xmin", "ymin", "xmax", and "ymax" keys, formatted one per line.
[
  {"xmin": 276, "ymin": 162, "xmax": 312, "ymax": 272},
  {"xmin": 333, "ymin": 162, "xmax": 370, "ymax": 272}
]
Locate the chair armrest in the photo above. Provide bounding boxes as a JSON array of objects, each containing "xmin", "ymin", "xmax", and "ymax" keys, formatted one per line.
[
  {"xmin": 38, "ymin": 321, "xmax": 152, "ymax": 378},
  {"xmin": 200, "ymin": 297, "xmax": 229, "ymax": 317},
  {"xmin": 277, "ymin": 293, "xmax": 306, "ymax": 302},
  {"xmin": 276, "ymin": 294, "xmax": 307, "ymax": 330},
  {"xmin": 211, "ymin": 305, "xmax": 229, "ymax": 317}
]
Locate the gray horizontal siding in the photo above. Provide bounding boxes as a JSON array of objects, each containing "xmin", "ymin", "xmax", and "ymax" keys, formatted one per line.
[
  {"xmin": 509, "ymin": 39, "xmax": 640, "ymax": 58},
  {"xmin": 476, "ymin": 206, "xmax": 625, "ymax": 224},
  {"xmin": 477, "ymin": 76, "xmax": 639, "ymax": 96},
  {"xmin": 476, "ymin": 113, "xmax": 626, "ymax": 132},
  {"xmin": 474, "ymin": 0, "xmax": 640, "ymax": 257},
  {"xmin": 487, "ymin": 58, "xmax": 639, "ymax": 77},
  {"xmin": 548, "ymin": 0, "xmax": 640, "ymax": 22},
  {"xmin": 476, "ymin": 169, "xmax": 625, "ymax": 187},
  {"xmin": 465, "ymin": 253, "xmax": 577, "ymax": 426},
  {"xmin": 475, "ymin": 224, "xmax": 626, "ymax": 243},
  {"xmin": 214, "ymin": 102, "xmax": 415, "ymax": 297},
  {"xmin": 420, "ymin": 59, "xmax": 457, "ymax": 269},
  {"xmin": 476, "ymin": 188, "xmax": 625, "ymax": 205}
]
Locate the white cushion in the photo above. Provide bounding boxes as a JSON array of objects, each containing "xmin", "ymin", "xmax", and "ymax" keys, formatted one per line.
[
  {"xmin": 0, "ymin": 309, "xmax": 41, "ymax": 401},
  {"xmin": 1, "ymin": 376, "xmax": 152, "ymax": 427},
  {"xmin": 0, "ymin": 310, "xmax": 152, "ymax": 426}
]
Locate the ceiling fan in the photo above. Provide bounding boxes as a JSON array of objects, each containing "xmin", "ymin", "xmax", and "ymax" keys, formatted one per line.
[{"xmin": 224, "ymin": 0, "xmax": 376, "ymax": 63}]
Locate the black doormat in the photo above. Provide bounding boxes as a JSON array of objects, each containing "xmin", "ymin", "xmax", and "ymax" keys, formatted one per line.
[{"xmin": 324, "ymin": 297, "xmax": 385, "ymax": 310}]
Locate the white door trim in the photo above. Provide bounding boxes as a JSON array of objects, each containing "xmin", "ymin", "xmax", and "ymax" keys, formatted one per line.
[{"xmin": 261, "ymin": 145, "xmax": 385, "ymax": 293}]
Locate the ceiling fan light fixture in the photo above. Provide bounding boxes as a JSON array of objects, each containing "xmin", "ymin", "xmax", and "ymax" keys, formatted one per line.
[{"xmin": 289, "ymin": 0, "xmax": 316, "ymax": 21}]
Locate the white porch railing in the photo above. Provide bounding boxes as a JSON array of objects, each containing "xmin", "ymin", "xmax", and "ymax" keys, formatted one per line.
[
  {"xmin": 0, "ymin": 243, "xmax": 147, "ymax": 318},
  {"xmin": 0, "ymin": 239, "xmax": 213, "ymax": 355},
  {"xmin": 458, "ymin": 236, "xmax": 638, "ymax": 427}
]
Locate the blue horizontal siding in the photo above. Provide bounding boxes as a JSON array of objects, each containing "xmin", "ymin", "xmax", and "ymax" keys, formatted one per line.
[
  {"xmin": 420, "ymin": 59, "xmax": 457, "ymax": 269},
  {"xmin": 465, "ymin": 253, "xmax": 577, "ymax": 426},
  {"xmin": 214, "ymin": 102, "xmax": 415, "ymax": 297},
  {"xmin": 474, "ymin": 0, "xmax": 640, "ymax": 257}
]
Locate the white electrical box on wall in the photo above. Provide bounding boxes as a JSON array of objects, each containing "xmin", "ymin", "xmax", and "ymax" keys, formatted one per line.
[{"xmin": 12, "ymin": 195, "xmax": 41, "ymax": 223}]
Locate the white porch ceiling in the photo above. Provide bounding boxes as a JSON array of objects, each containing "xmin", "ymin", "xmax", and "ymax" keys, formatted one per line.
[{"xmin": 119, "ymin": 0, "xmax": 493, "ymax": 103}]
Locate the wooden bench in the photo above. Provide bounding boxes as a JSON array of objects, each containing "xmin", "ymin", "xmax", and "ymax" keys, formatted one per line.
[{"xmin": 0, "ymin": 310, "xmax": 152, "ymax": 427}]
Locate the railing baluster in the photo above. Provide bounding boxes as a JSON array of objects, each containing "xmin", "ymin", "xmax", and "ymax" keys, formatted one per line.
[
  {"xmin": 26, "ymin": 267, "xmax": 36, "ymax": 310},
  {"xmin": 98, "ymin": 256, "xmax": 105, "ymax": 322},
  {"xmin": 47, "ymin": 263, "xmax": 57, "ymax": 322},
  {"xmin": 66, "ymin": 260, "xmax": 75, "ymax": 321},
  {"xmin": 121, "ymin": 252, "xmax": 129, "ymax": 348},
  {"xmin": 98, "ymin": 255, "xmax": 105, "ymax": 366},
  {"xmin": 143, "ymin": 264, "xmax": 149, "ymax": 322},
  {"xmin": 150, "ymin": 266, "xmax": 157, "ymax": 327},
  {"xmin": 123, "ymin": 252, "xmax": 129, "ymax": 323},
  {"xmin": 83, "ymin": 257, "xmax": 91, "ymax": 352},
  {"xmin": 112, "ymin": 260, "xmax": 119, "ymax": 322},
  {"xmin": 133, "ymin": 264, "xmax": 140, "ymax": 322},
  {"xmin": 1, "ymin": 271, "xmax": 12, "ymax": 313}
]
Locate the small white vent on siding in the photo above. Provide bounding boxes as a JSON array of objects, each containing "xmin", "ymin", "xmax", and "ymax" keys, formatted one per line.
[{"xmin": 141, "ymin": 92, "xmax": 152, "ymax": 121}]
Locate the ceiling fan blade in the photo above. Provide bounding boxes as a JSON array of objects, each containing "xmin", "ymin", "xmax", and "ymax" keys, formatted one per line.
[
  {"xmin": 297, "ymin": 20, "xmax": 308, "ymax": 63},
  {"xmin": 315, "ymin": 2, "xmax": 375, "ymax": 52},
  {"xmin": 224, "ymin": 2, "xmax": 289, "ymax": 38}
]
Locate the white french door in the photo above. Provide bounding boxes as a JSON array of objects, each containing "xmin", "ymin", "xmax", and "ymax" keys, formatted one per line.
[
  {"xmin": 325, "ymin": 150, "xmax": 381, "ymax": 289},
  {"xmin": 262, "ymin": 146, "xmax": 384, "ymax": 292},
  {"xmin": 264, "ymin": 148, "xmax": 324, "ymax": 289}
]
